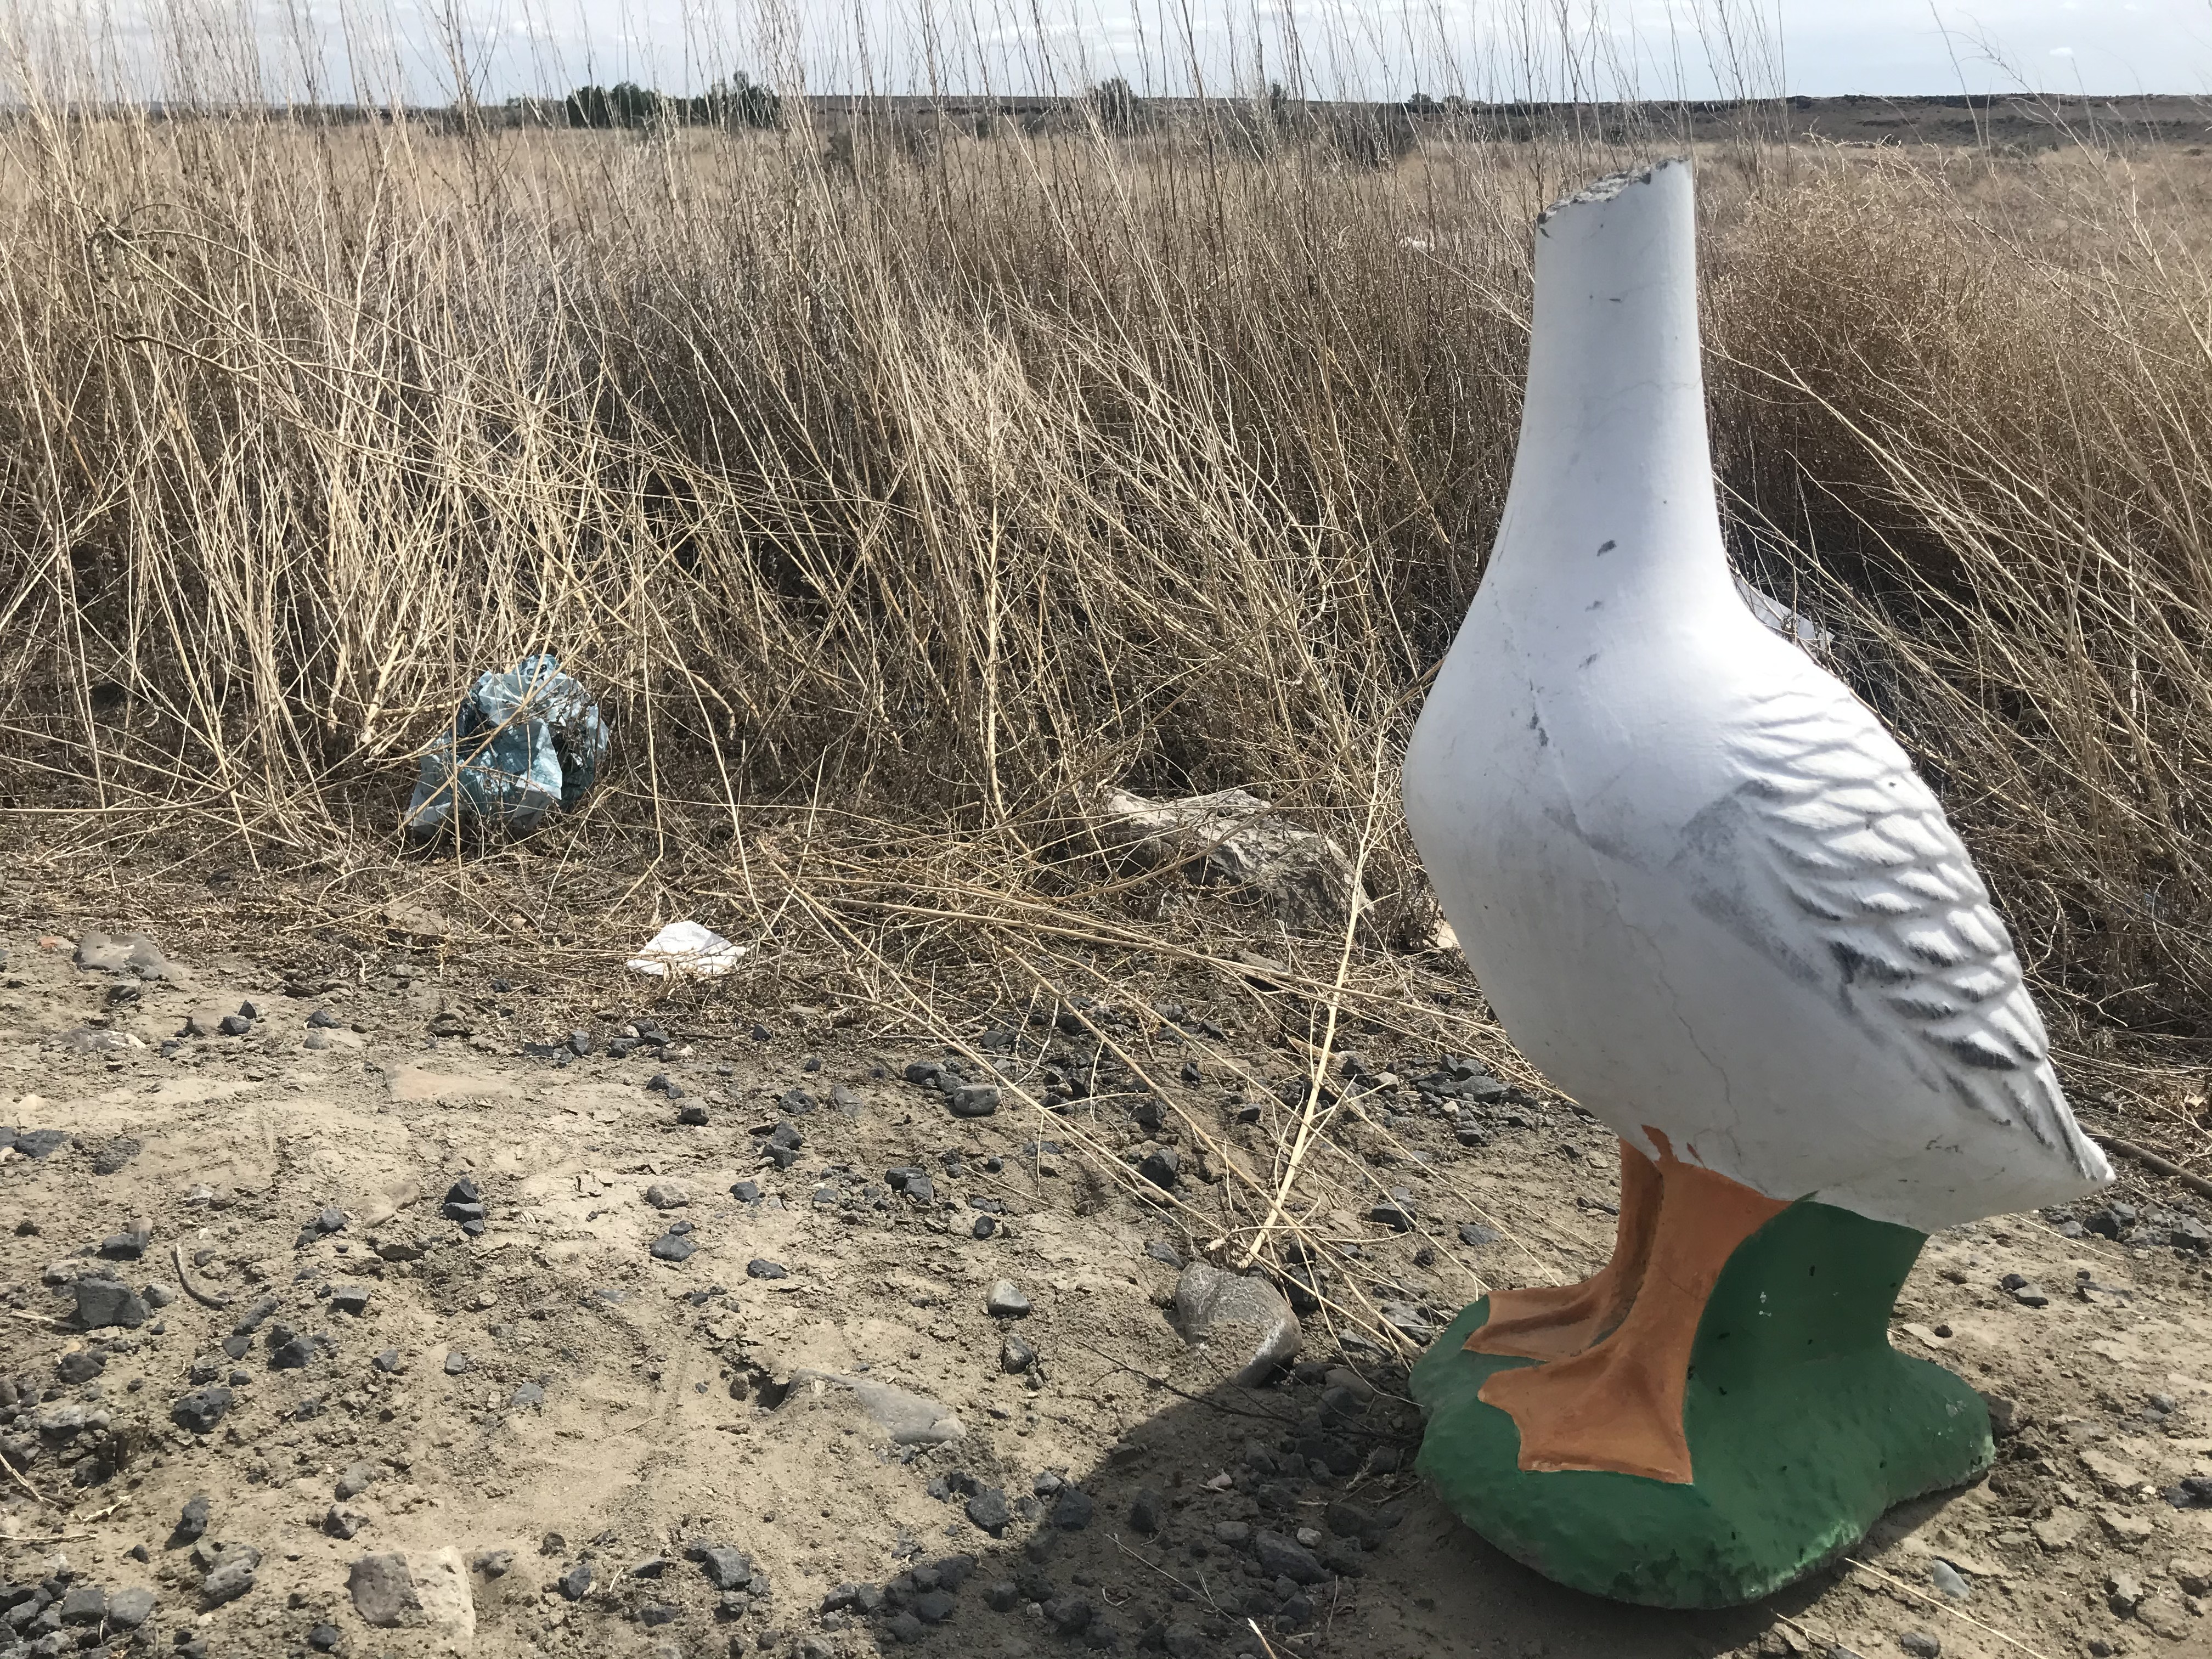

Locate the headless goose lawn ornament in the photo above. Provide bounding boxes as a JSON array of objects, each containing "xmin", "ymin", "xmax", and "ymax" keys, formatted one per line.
[{"xmin": 1401, "ymin": 160, "xmax": 2112, "ymax": 1608}]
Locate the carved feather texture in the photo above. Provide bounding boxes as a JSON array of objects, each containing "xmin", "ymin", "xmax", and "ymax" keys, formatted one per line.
[{"xmin": 1726, "ymin": 686, "xmax": 2100, "ymax": 1176}]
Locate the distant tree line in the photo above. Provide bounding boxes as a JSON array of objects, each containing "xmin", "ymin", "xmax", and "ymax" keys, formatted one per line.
[{"xmin": 560, "ymin": 74, "xmax": 779, "ymax": 131}]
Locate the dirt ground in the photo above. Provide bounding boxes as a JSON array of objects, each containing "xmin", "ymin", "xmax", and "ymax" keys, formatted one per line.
[{"xmin": 6, "ymin": 863, "xmax": 2212, "ymax": 1659}]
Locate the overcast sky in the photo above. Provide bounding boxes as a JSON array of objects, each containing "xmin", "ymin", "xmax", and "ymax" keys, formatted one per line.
[{"xmin": 72, "ymin": 0, "xmax": 2212, "ymax": 105}]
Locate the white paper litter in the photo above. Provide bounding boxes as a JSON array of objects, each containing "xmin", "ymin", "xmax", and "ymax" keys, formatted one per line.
[{"xmin": 625, "ymin": 920, "xmax": 749, "ymax": 977}]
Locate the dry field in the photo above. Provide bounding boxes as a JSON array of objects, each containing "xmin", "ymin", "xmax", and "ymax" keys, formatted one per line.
[{"xmin": 1, "ymin": 80, "xmax": 2211, "ymax": 1659}]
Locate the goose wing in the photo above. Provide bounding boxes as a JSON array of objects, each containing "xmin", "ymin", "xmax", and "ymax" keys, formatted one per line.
[{"xmin": 1698, "ymin": 682, "xmax": 2103, "ymax": 1179}]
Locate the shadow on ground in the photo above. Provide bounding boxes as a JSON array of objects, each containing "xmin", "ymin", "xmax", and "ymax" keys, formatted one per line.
[{"xmin": 805, "ymin": 1355, "xmax": 1857, "ymax": 1659}]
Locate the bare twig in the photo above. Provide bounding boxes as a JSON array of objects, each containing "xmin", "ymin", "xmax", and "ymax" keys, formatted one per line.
[
  {"xmin": 1843, "ymin": 1557, "xmax": 2055, "ymax": 1659},
  {"xmin": 174, "ymin": 1242, "xmax": 232, "ymax": 1309},
  {"xmin": 2094, "ymin": 1135, "xmax": 2212, "ymax": 1201}
]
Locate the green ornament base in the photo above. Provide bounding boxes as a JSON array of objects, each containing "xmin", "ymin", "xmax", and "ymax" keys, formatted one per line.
[{"xmin": 1409, "ymin": 1200, "xmax": 1993, "ymax": 1608}]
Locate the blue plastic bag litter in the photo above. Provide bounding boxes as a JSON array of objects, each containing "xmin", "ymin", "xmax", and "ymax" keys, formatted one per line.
[{"xmin": 403, "ymin": 654, "xmax": 611, "ymax": 837}]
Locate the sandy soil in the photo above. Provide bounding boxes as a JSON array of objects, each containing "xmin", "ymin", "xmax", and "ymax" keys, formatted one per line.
[{"xmin": 5, "ymin": 876, "xmax": 2212, "ymax": 1659}]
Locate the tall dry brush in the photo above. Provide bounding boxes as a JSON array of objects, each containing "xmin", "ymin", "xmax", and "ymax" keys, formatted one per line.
[{"xmin": 0, "ymin": 82, "xmax": 2206, "ymax": 1046}]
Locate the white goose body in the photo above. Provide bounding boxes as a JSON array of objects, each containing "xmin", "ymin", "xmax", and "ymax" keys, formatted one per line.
[{"xmin": 1403, "ymin": 161, "xmax": 2109, "ymax": 1230}]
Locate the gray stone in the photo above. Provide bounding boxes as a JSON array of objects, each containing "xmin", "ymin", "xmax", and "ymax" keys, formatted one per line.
[
  {"xmin": 790, "ymin": 1369, "xmax": 964, "ymax": 1446},
  {"xmin": 644, "ymin": 1183, "xmax": 689, "ymax": 1210},
  {"xmin": 854, "ymin": 1376, "xmax": 965, "ymax": 1445},
  {"xmin": 1137, "ymin": 1146, "xmax": 1179, "ymax": 1189},
  {"xmin": 105, "ymin": 1587, "xmax": 156, "ymax": 1629},
  {"xmin": 1163, "ymin": 1621, "xmax": 1207, "ymax": 1658},
  {"xmin": 325, "ymin": 1506, "xmax": 368, "ymax": 1540},
  {"xmin": 689, "ymin": 1545, "xmax": 754, "ymax": 1590},
  {"xmin": 949, "ymin": 1085, "xmax": 1000, "ymax": 1118},
  {"xmin": 57, "ymin": 1024, "xmax": 144, "ymax": 1055},
  {"xmin": 14, "ymin": 1128, "xmax": 68, "ymax": 1160},
  {"xmin": 1044, "ymin": 1595, "xmax": 1093, "ymax": 1634},
  {"xmin": 986, "ymin": 1280, "xmax": 1031, "ymax": 1318},
  {"xmin": 1000, "ymin": 1332, "xmax": 1037, "ymax": 1374},
  {"xmin": 1254, "ymin": 1530, "xmax": 1327, "ymax": 1585},
  {"xmin": 57, "ymin": 1587, "xmax": 104, "ymax": 1625},
  {"xmin": 1171, "ymin": 1262, "xmax": 1300, "ymax": 1385},
  {"xmin": 884, "ymin": 1610, "xmax": 926, "ymax": 1644},
  {"xmin": 270, "ymin": 1333, "xmax": 324, "ymax": 1369},
  {"xmin": 1369, "ymin": 1195, "xmax": 1415, "ymax": 1231},
  {"xmin": 335, "ymin": 1461, "xmax": 377, "ymax": 1499},
  {"xmin": 416, "ymin": 1557, "xmax": 479, "ymax": 1654},
  {"xmin": 177, "ymin": 1492, "xmax": 212, "ymax": 1540},
  {"xmin": 1052, "ymin": 1487, "xmax": 1094, "ymax": 1530},
  {"xmin": 201, "ymin": 1553, "xmax": 258, "ymax": 1605},
  {"xmin": 74, "ymin": 932, "xmax": 176, "ymax": 978},
  {"xmin": 171, "ymin": 1387, "xmax": 232, "ymax": 1434},
  {"xmin": 1897, "ymin": 1634, "xmax": 1940, "ymax": 1659},
  {"xmin": 72, "ymin": 1277, "xmax": 149, "ymax": 1330},
  {"xmin": 746, "ymin": 1258, "xmax": 788, "ymax": 1280},
  {"xmin": 650, "ymin": 1232, "xmax": 697, "ymax": 1263},
  {"xmin": 349, "ymin": 1553, "xmax": 419, "ymax": 1625},
  {"xmin": 965, "ymin": 1487, "xmax": 1011, "ymax": 1533}
]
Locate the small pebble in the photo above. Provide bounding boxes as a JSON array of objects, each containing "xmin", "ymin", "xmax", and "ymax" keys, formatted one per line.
[{"xmin": 965, "ymin": 1488, "xmax": 1011, "ymax": 1533}]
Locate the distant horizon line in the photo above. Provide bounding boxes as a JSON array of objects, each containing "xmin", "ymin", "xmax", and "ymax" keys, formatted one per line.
[{"xmin": 20, "ymin": 89, "xmax": 2204, "ymax": 113}]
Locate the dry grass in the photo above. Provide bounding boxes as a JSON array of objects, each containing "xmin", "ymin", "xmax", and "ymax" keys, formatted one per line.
[{"xmin": 0, "ymin": 65, "xmax": 2208, "ymax": 1186}]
